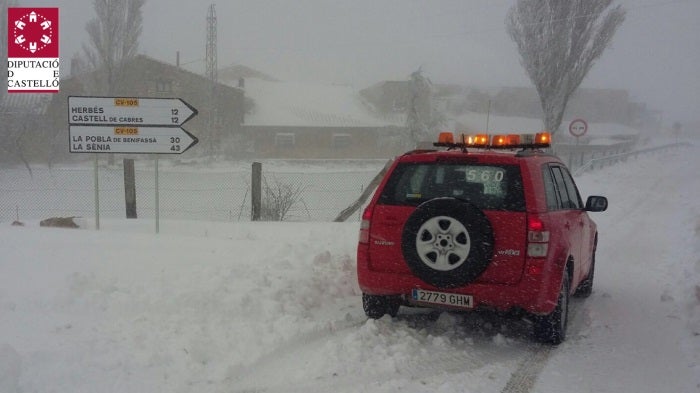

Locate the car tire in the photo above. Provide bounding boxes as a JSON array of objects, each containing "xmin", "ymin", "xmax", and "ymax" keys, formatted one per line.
[
  {"xmin": 362, "ymin": 293, "xmax": 400, "ymax": 319},
  {"xmin": 401, "ymin": 198, "xmax": 494, "ymax": 289},
  {"xmin": 574, "ymin": 241, "xmax": 596, "ymax": 298},
  {"xmin": 534, "ymin": 271, "xmax": 570, "ymax": 345}
]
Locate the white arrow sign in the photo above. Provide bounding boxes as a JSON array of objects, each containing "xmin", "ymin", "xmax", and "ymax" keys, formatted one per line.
[
  {"xmin": 69, "ymin": 125, "xmax": 198, "ymax": 154},
  {"xmin": 68, "ymin": 96, "xmax": 198, "ymax": 126}
]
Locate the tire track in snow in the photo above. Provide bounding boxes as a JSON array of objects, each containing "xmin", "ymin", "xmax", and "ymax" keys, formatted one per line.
[
  {"xmin": 500, "ymin": 297, "xmax": 587, "ymax": 393},
  {"xmin": 229, "ymin": 310, "xmax": 530, "ymax": 393},
  {"xmin": 500, "ymin": 345, "xmax": 552, "ymax": 393}
]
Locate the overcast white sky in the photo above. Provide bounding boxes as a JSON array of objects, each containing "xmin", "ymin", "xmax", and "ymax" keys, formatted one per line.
[{"xmin": 26, "ymin": 0, "xmax": 700, "ymax": 125}]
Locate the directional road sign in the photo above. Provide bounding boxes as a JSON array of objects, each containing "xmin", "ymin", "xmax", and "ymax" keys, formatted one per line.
[
  {"xmin": 68, "ymin": 96, "xmax": 198, "ymax": 126},
  {"xmin": 69, "ymin": 125, "xmax": 198, "ymax": 154}
]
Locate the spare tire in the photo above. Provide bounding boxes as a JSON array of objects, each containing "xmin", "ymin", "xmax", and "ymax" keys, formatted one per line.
[{"xmin": 401, "ymin": 198, "xmax": 494, "ymax": 289}]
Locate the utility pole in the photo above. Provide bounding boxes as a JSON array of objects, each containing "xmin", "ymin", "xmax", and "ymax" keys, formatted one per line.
[
  {"xmin": 206, "ymin": 4, "xmax": 218, "ymax": 84},
  {"xmin": 205, "ymin": 4, "xmax": 218, "ymax": 156}
]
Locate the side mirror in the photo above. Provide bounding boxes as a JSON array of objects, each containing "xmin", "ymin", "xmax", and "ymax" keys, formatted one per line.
[{"xmin": 585, "ymin": 196, "xmax": 608, "ymax": 212}]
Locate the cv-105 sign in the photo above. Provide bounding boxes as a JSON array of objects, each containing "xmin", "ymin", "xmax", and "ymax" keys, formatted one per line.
[
  {"xmin": 70, "ymin": 126, "xmax": 198, "ymax": 154},
  {"xmin": 68, "ymin": 96, "xmax": 198, "ymax": 154},
  {"xmin": 68, "ymin": 96, "xmax": 198, "ymax": 126}
]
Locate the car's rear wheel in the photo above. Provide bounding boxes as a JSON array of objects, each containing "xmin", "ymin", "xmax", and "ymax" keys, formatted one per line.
[
  {"xmin": 534, "ymin": 271, "xmax": 570, "ymax": 345},
  {"xmin": 362, "ymin": 294, "xmax": 400, "ymax": 319},
  {"xmin": 401, "ymin": 198, "xmax": 494, "ymax": 289}
]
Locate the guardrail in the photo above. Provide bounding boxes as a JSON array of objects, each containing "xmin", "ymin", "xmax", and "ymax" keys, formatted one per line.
[
  {"xmin": 572, "ymin": 143, "xmax": 687, "ymax": 176},
  {"xmin": 554, "ymin": 135, "xmax": 637, "ymax": 172}
]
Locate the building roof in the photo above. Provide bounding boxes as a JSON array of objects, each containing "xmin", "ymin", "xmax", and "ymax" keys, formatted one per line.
[
  {"xmin": 229, "ymin": 78, "xmax": 404, "ymax": 128},
  {"xmin": 218, "ymin": 64, "xmax": 279, "ymax": 83}
]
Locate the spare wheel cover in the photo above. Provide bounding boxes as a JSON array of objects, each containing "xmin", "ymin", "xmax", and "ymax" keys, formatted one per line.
[{"xmin": 401, "ymin": 198, "xmax": 494, "ymax": 289}]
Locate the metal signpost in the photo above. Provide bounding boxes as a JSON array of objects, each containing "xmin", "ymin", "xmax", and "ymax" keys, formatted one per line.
[
  {"xmin": 68, "ymin": 96, "xmax": 199, "ymax": 232},
  {"xmin": 568, "ymin": 118, "xmax": 588, "ymax": 169}
]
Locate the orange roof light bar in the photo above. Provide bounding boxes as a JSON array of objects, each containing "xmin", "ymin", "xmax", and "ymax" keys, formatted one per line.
[
  {"xmin": 464, "ymin": 134, "xmax": 489, "ymax": 147},
  {"xmin": 434, "ymin": 131, "xmax": 550, "ymax": 150},
  {"xmin": 520, "ymin": 131, "xmax": 551, "ymax": 148},
  {"xmin": 535, "ymin": 131, "xmax": 551, "ymax": 145},
  {"xmin": 492, "ymin": 135, "xmax": 508, "ymax": 147},
  {"xmin": 492, "ymin": 134, "xmax": 521, "ymax": 147},
  {"xmin": 437, "ymin": 132, "xmax": 454, "ymax": 144}
]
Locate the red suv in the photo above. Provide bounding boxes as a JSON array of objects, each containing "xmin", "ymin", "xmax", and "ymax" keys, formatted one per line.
[{"xmin": 357, "ymin": 132, "xmax": 608, "ymax": 344}]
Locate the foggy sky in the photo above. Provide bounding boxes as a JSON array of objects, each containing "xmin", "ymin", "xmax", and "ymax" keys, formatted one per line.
[{"xmin": 27, "ymin": 0, "xmax": 700, "ymax": 125}]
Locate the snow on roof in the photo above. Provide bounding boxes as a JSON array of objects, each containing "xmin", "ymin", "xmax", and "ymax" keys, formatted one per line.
[{"xmin": 238, "ymin": 79, "xmax": 403, "ymax": 128}]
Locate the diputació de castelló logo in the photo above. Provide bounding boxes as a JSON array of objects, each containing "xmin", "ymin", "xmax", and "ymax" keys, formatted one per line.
[{"xmin": 7, "ymin": 7, "xmax": 60, "ymax": 93}]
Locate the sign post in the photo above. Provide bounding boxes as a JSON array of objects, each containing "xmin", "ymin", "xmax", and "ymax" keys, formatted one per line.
[
  {"xmin": 68, "ymin": 96, "xmax": 199, "ymax": 232},
  {"xmin": 568, "ymin": 118, "xmax": 588, "ymax": 169}
]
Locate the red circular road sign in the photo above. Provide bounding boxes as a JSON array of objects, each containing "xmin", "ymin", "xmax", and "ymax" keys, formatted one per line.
[{"xmin": 569, "ymin": 118, "xmax": 588, "ymax": 137}]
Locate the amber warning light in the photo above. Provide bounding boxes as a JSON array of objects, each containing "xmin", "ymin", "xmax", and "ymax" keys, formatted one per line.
[
  {"xmin": 437, "ymin": 132, "xmax": 454, "ymax": 145},
  {"xmin": 434, "ymin": 132, "xmax": 551, "ymax": 150}
]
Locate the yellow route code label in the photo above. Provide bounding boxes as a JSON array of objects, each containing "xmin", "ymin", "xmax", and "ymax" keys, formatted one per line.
[
  {"xmin": 114, "ymin": 98, "xmax": 139, "ymax": 107},
  {"xmin": 115, "ymin": 127, "xmax": 139, "ymax": 135}
]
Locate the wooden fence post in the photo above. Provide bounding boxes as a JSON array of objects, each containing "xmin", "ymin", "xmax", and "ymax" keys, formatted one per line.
[
  {"xmin": 123, "ymin": 158, "xmax": 137, "ymax": 219},
  {"xmin": 251, "ymin": 162, "xmax": 262, "ymax": 221}
]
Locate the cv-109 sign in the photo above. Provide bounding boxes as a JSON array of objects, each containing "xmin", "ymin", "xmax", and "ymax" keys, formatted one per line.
[
  {"xmin": 68, "ymin": 96, "xmax": 198, "ymax": 126},
  {"xmin": 68, "ymin": 96, "xmax": 198, "ymax": 154},
  {"xmin": 69, "ymin": 126, "xmax": 198, "ymax": 154}
]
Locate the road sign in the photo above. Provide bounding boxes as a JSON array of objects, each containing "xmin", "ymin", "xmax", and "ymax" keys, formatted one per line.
[
  {"xmin": 569, "ymin": 118, "xmax": 588, "ymax": 137},
  {"xmin": 69, "ymin": 125, "xmax": 198, "ymax": 154},
  {"xmin": 68, "ymin": 96, "xmax": 198, "ymax": 126}
]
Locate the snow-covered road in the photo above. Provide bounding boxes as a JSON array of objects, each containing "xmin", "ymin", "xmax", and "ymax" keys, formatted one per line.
[{"xmin": 1, "ymin": 144, "xmax": 698, "ymax": 393}]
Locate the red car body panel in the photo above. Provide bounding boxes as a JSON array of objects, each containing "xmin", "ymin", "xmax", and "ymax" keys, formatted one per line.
[{"xmin": 357, "ymin": 149, "xmax": 599, "ymax": 316}]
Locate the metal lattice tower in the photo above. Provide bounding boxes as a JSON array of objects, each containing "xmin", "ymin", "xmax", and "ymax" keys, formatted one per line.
[
  {"xmin": 205, "ymin": 4, "xmax": 217, "ymax": 83},
  {"xmin": 205, "ymin": 4, "xmax": 218, "ymax": 155}
]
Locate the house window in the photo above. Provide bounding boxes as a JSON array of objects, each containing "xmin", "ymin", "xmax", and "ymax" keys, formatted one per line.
[
  {"xmin": 332, "ymin": 133, "xmax": 352, "ymax": 149},
  {"xmin": 156, "ymin": 80, "xmax": 173, "ymax": 93},
  {"xmin": 275, "ymin": 132, "xmax": 295, "ymax": 148}
]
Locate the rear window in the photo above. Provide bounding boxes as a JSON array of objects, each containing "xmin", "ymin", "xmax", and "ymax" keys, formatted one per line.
[{"xmin": 378, "ymin": 163, "xmax": 525, "ymax": 211}]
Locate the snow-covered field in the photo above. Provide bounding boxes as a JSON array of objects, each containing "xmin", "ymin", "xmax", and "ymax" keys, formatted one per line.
[
  {"xmin": 0, "ymin": 159, "xmax": 385, "ymax": 223},
  {"xmin": 1, "ymin": 143, "xmax": 699, "ymax": 393}
]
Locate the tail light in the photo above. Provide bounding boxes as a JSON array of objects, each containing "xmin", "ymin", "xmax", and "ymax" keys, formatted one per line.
[
  {"xmin": 359, "ymin": 208, "xmax": 372, "ymax": 244},
  {"xmin": 527, "ymin": 216, "xmax": 549, "ymax": 257}
]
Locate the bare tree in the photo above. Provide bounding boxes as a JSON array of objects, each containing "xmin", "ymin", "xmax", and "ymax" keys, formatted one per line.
[
  {"xmin": 506, "ymin": 1, "xmax": 625, "ymax": 135},
  {"xmin": 0, "ymin": 0, "xmax": 18, "ymax": 106},
  {"xmin": 1, "ymin": 1, "xmax": 58, "ymax": 172},
  {"xmin": 406, "ymin": 68, "xmax": 445, "ymax": 146},
  {"xmin": 83, "ymin": 0, "xmax": 144, "ymax": 94},
  {"xmin": 0, "ymin": 121, "xmax": 32, "ymax": 175}
]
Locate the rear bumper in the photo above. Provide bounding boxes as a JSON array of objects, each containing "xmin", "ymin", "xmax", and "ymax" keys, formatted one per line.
[{"xmin": 357, "ymin": 253, "xmax": 563, "ymax": 315}]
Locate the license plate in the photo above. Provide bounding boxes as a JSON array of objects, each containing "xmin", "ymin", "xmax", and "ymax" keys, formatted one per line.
[{"xmin": 412, "ymin": 289, "xmax": 474, "ymax": 309}]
